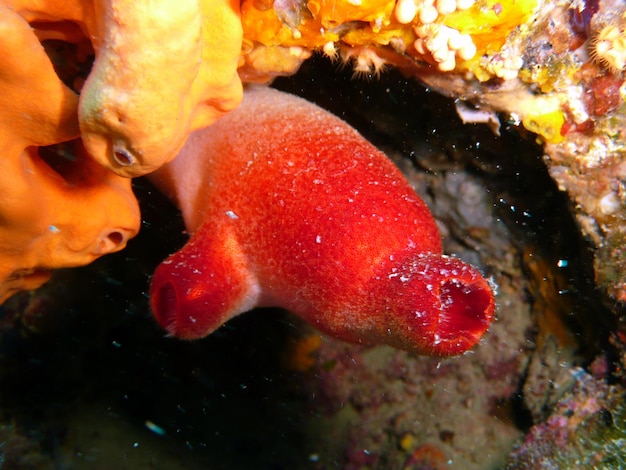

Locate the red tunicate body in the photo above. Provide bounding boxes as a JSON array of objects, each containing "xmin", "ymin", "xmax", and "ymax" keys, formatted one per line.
[{"xmin": 150, "ymin": 86, "xmax": 495, "ymax": 356}]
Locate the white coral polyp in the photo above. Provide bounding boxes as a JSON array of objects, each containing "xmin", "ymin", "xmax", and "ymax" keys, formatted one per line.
[
  {"xmin": 394, "ymin": 0, "xmax": 475, "ymax": 24},
  {"xmin": 414, "ymin": 24, "xmax": 477, "ymax": 71}
]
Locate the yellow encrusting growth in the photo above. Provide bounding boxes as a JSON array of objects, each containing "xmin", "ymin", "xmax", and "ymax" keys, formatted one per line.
[
  {"xmin": 240, "ymin": 0, "xmax": 539, "ymax": 80},
  {"xmin": 522, "ymin": 110, "xmax": 566, "ymax": 144}
]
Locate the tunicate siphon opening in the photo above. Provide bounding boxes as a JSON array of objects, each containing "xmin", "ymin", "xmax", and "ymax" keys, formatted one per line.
[
  {"xmin": 113, "ymin": 147, "xmax": 134, "ymax": 166},
  {"xmin": 438, "ymin": 279, "xmax": 493, "ymax": 341},
  {"xmin": 152, "ymin": 281, "xmax": 178, "ymax": 332}
]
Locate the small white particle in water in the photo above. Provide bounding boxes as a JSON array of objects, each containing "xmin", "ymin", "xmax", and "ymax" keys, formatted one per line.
[
  {"xmin": 49, "ymin": 225, "xmax": 60, "ymax": 233},
  {"xmin": 315, "ymin": 235, "xmax": 322, "ymax": 243},
  {"xmin": 225, "ymin": 210, "xmax": 239, "ymax": 219},
  {"xmin": 145, "ymin": 420, "xmax": 166, "ymax": 436}
]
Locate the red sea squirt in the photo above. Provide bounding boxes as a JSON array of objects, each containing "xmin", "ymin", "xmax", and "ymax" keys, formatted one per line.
[{"xmin": 149, "ymin": 86, "xmax": 495, "ymax": 356}]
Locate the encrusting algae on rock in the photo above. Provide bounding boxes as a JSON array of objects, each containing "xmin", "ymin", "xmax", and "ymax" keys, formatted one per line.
[{"xmin": 239, "ymin": 0, "xmax": 539, "ymax": 80}]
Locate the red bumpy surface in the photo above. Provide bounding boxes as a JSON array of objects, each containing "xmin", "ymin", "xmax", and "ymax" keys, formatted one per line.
[{"xmin": 150, "ymin": 86, "xmax": 495, "ymax": 356}]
